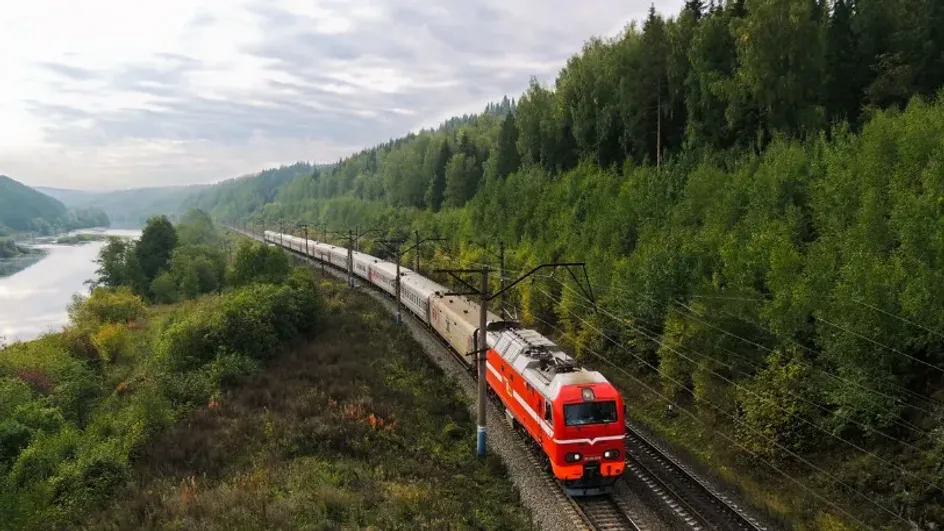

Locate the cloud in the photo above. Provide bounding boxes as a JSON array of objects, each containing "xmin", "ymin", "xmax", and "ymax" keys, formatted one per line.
[{"xmin": 0, "ymin": 0, "xmax": 680, "ymax": 190}]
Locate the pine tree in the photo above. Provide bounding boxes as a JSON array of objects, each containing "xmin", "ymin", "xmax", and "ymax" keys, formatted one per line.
[
  {"xmin": 425, "ymin": 140, "xmax": 451, "ymax": 212},
  {"xmin": 641, "ymin": 6, "xmax": 670, "ymax": 166},
  {"xmin": 825, "ymin": 0, "xmax": 862, "ymax": 124},
  {"xmin": 495, "ymin": 112, "xmax": 521, "ymax": 179}
]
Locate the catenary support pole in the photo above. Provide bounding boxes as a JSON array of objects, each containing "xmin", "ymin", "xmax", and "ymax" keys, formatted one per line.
[
  {"xmin": 395, "ymin": 249, "xmax": 402, "ymax": 325},
  {"xmin": 499, "ymin": 241, "xmax": 506, "ymax": 319},
  {"xmin": 414, "ymin": 230, "xmax": 420, "ymax": 272},
  {"xmin": 477, "ymin": 266, "xmax": 489, "ymax": 456},
  {"xmin": 347, "ymin": 229, "xmax": 354, "ymax": 288},
  {"xmin": 303, "ymin": 225, "xmax": 310, "ymax": 263},
  {"xmin": 436, "ymin": 261, "xmax": 592, "ymax": 457}
]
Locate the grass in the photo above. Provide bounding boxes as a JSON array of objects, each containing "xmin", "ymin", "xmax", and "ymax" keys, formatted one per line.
[{"xmin": 84, "ymin": 276, "xmax": 530, "ymax": 530}]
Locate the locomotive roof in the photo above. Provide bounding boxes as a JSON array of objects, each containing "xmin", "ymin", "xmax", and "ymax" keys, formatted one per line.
[{"xmin": 490, "ymin": 327, "xmax": 608, "ymax": 400}]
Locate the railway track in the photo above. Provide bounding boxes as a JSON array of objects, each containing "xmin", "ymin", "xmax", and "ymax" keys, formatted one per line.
[
  {"xmin": 232, "ymin": 228, "xmax": 766, "ymax": 531},
  {"xmin": 574, "ymin": 496, "xmax": 644, "ymax": 531},
  {"xmin": 625, "ymin": 425, "xmax": 769, "ymax": 530}
]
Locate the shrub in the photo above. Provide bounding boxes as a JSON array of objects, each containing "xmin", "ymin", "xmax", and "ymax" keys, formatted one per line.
[
  {"xmin": 69, "ymin": 287, "xmax": 146, "ymax": 327},
  {"xmin": 736, "ymin": 347, "xmax": 820, "ymax": 461},
  {"xmin": 155, "ymin": 299, "xmax": 223, "ymax": 373},
  {"xmin": 13, "ymin": 402, "xmax": 66, "ymax": 435},
  {"xmin": 0, "ymin": 377, "xmax": 34, "ymax": 418},
  {"xmin": 51, "ymin": 441, "xmax": 129, "ymax": 512},
  {"xmin": 0, "ymin": 420, "xmax": 34, "ymax": 470},
  {"xmin": 229, "ymin": 240, "xmax": 291, "ymax": 287},
  {"xmin": 90, "ymin": 323, "xmax": 131, "ymax": 363},
  {"xmin": 10, "ymin": 428, "xmax": 81, "ymax": 488}
]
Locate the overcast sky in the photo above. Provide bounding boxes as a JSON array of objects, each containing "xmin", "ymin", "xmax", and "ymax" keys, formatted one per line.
[{"xmin": 0, "ymin": 0, "xmax": 679, "ymax": 191}]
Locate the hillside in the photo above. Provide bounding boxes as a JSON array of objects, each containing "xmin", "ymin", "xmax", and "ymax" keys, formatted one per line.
[
  {"xmin": 183, "ymin": 0, "xmax": 944, "ymax": 528},
  {"xmin": 0, "ymin": 175, "xmax": 67, "ymax": 233},
  {"xmin": 38, "ymin": 185, "xmax": 208, "ymax": 229}
]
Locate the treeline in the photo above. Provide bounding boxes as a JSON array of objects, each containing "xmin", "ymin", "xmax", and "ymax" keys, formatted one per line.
[
  {"xmin": 208, "ymin": 0, "xmax": 944, "ymax": 222},
  {"xmin": 0, "ymin": 212, "xmax": 324, "ymax": 528}
]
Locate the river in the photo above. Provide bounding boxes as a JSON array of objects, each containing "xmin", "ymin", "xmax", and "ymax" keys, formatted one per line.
[{"xmin": 0, "ymin": 229, "xmax": 140, "ymax": 344}]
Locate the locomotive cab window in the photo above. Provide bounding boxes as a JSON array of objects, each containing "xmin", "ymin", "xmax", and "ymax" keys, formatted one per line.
[
  {"xmin": 564, "ymin": 401, "xmax": 618, "ymax": 427},
  {"xmin": 544, "ymin": 402, "xmax": 553, "ymax": 426}
]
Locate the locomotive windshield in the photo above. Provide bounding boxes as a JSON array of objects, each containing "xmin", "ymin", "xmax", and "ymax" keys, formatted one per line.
[{"xmin": 564, "ymin": 401, "xmax": 618, "ymax": 426}]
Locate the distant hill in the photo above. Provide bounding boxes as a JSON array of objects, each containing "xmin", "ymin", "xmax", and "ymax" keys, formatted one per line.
[
  {"xmin": 0, "ymin": 175, "xmax": 68, "ymax": 233},
  {"xmin": 38, "ymin": 185, "xmax": 210, "ymax": 229},
  {"xmin": 34, "ymin": 187, "xmax": 101, "ymax": 205}
]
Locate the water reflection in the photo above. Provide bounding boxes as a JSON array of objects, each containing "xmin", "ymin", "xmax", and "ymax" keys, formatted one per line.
[{"xmin": 0, "ymin": 230, "xmax": 140, "ymax": 343}]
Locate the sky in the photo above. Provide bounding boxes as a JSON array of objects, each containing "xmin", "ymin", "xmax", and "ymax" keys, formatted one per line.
[{"xmin": 0, "ymin": 0, "xmax": 679, "ymax": 191}]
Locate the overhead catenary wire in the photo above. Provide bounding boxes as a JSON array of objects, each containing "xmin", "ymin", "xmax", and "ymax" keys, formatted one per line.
[
  {"xmin": 552, "ymin": 285, "xmax": 941, "ymax": 494},
  {"xmin": 601, "ymin": 282, "xmax": 944, "ymax": 416},
  {"xmin": 852, "ymin": 298, "xmax": 944, "ymax": 341},
  {"xmin": 525, "ymin": 311, "xmax": 878, "ymax": 531},
  {"xmin": 665, "ymin": 299, "xmax": 932, "ymax": 435},
  {"xmin": 530, "ymin": 286, "xmax": 913, "ymax": 528}
]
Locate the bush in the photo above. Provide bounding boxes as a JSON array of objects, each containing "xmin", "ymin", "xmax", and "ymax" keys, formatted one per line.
[
  {"xmin": 13, "ymin": 402, "xmax": 66, "ymax": 435},
  {"xmin": 229, "ymin": 240, "xmax": 291, "ymax": 287},
  {"xmin": 10, "ymin": 429, "xmax": 81, "ymax": 488},
  {"xmin": 0, "ymin": 420, "xmax": 34, "ymax": 469},
  {"xmin": 51, "ymin": 441, "xmax": 129, "ymax": 512},
  {"xmin": 736, "ymin": 348, "xmax": 820, "ymax": 461},
  {"xmin": 0, "ymin": 377, "xmax": 34, "ymax": 418},
  {"xmin": 155, "ymin": 304, "xmax": 223, "ymax": 373},
  {"xmin": 69, "ymin": 287, "xmax": 146, "ymax": 327},
  {"xmin": 90, "ymin": 323, "xmax": 130, "ymax": 363}
]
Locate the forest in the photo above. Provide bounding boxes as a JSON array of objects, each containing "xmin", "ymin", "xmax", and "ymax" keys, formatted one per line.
[{"xmin": 174, "ymin": 0, "xmax": 944, "ymax": 528}]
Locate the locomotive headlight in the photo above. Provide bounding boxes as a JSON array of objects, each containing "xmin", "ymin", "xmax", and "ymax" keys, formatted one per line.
[
  {"xmin": 565, "ymin": 452, "xmax": 583, "ymax": 463},
  {"xmin": 603, "ymin": 449, "xmax": 621, "ymax": 460}
]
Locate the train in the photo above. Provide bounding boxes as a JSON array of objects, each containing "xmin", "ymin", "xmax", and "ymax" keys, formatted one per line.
[{"xmin": 263, "ymin": 230, "xmax": 626, "ymax": 496}]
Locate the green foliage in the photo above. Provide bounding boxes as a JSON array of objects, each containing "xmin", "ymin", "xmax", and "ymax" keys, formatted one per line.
[
  {"xmin": 149, "ymin": 272, "xmax": 179, "ymax": 304},
  {"xmin": 229, "ymin": 240, "xmax": 291, "ymax": 287},
  {"xmin": 92, "ymin": 209, "xmax": 226, "ymax": 302},
  {"xmin": 736, "ymin": 348, "xmax": 819, "ymax": 460},
  {"xmin": 69, "ymin": 287, "xmax": 146, "ymax": 328},
  {"xmin": 1, "ymin": 231, "xmax": 324, "ymax": 528},
  {"xmin": 175, "ymin": 208, "xmax": 219, "ymax": 247},
  {"xmin": 134, "ymin": 216, "xmax": 177, "ymax": 287}
]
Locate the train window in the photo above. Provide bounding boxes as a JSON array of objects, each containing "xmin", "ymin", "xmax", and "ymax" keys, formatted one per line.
[
  {"xmin": 544, "ymin": 402, "xmax": 553, "ymax": 426},
  {"xmin": 564, "ymin": 401, "xmax": 618, "ymax": 426}
]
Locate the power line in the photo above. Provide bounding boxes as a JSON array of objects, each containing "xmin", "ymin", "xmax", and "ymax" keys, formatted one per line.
[
  {"xmin": 852, "ymin": 298, "xmax": 944, "ymax": 341},
  {"xmin": 601, "ymin": 283, "xmax": 944, "ymax": 416},
  {"xmin": 554, "ymin": 285, "xmax": 940, "ymax": 494},
  {"xmin": 533, "ymin": 288, "xmax": 914, "ymax": 528},
  {"xmin": 526, "ymin": 312, "xmax": 877, "ymax": 530}
]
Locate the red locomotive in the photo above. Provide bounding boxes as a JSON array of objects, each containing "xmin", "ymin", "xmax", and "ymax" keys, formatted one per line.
[{"xmin": 486, "ymin": 325, "xmax": 625, "ymax": 495}]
